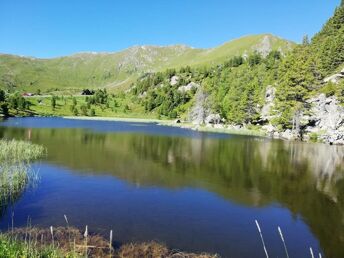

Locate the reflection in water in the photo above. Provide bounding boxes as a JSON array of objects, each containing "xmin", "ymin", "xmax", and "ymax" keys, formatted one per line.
[{"xmin": 0, "ymin": 118, "xmax": 344, "ymax": 257}]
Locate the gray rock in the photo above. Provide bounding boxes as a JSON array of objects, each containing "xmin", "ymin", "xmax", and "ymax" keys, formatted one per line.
[
  {"xmin": 170, "ymin": 76, "xmax": 179, "ymax": 86},
  {"xmin": 262, "ymin": 124, "xmax": 276, "ymax": 134},
  {"xmin": 188, "ymin": 87, "xmax": 210, "ymax": 125},
  {"xmin": 261, "ymin": 86, "xmax": 276, "ymax": 120},
  {"xmin": 324, "ymin": 74, "xmax": 344, "ymax": 84},
  {"xmin": 304, "ymin": 94, "xmax": 344, "ymax": 144},
  {"xmin": 307, "ymin": 94, "xmax": 344, "ymax": 131},
  {"xmin": 178, "ymin": 82, "xmax": 200, "ymax": 92},
  {"xmin": 205, "ymin": 114, "xmax": 222, "ymax": 125},
  {"xmin": 281, "ymin": 129, "xmax": 295, "ymax": 140}
]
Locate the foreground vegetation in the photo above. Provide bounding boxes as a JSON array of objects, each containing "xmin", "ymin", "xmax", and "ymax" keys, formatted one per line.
[{"xmin": 0, "ymin": 226, "xmax": 218, "ymax": 258}]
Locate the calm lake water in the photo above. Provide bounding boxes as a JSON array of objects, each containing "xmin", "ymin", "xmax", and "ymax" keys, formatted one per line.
[{"xmin": 0, "ymin": 117, "xmax": 344, "ymax": 258}]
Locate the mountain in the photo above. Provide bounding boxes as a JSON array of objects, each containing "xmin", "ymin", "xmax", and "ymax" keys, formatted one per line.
[
  {"xmin": 129, "ymin": 2, "xmax": 344, "ymax": 144},
  {"xmin": 0, "ymin": 34, "xmax": 294, "ymax": 93}
]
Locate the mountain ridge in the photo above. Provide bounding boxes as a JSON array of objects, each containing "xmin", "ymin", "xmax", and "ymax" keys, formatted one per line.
[{"xmin": 0, "ymin": 34, "xmax": 295, "ymax": 93}]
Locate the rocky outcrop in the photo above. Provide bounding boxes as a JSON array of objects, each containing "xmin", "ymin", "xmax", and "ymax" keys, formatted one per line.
[
  {"xmin": 302, "ymin": 94, "xmax": 344, "ymax": 144},
  {"xmin": 261, "ymin": 86, "xmax": 276, "ymax": 121},
  {"xmin": 260, "ymin": 86, "xmax": 344, "ymax": 144},
  {"xmin": 189, "ymin": 87, "xmax": 211, "ymax": 125}
]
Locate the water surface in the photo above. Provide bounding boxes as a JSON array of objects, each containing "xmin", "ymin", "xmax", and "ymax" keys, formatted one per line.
[{"xmin": 0, "ymin": 117, "xmax": 343, "ymax": 258}]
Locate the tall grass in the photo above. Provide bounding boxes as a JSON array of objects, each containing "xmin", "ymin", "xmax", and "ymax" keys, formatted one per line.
[
  {"xmin": 0, "ymin": 139, "xmax": 45, "ymax": 206},
  {"xmin": 0, "ymin": 234, "xmax": 61, "ymax": 258},
  {"xmin": 0, "ymin": 139, "xmax": 45, "ymax": 163}
]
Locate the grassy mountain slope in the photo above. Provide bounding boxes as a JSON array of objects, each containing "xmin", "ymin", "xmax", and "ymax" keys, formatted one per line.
[{"xmin": 0, "ymin": 34, "xmax": 294, "ymax": 93}]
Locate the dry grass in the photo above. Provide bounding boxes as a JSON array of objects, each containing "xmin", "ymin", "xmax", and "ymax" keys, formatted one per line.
[
  {"xmin": 8, "ymin": 227, "xmax": 219, "ymax": 258},
  {"xmin": 118, "ymin": 242, "xmax": 218, "ymax": 258}
]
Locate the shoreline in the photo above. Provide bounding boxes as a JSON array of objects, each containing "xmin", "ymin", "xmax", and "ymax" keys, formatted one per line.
[
  {"xmin": 63, "ymin": 116, "xmax": 267, "ymax": 137},
  {"xmin": 63, "ymin": 115, "xmax": 168, "ymax": 123}
]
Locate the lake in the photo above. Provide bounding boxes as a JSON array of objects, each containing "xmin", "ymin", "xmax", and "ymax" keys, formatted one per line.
[{"xmin": 0, "ymin": 117, "xmax": 343, "ymax": 258}]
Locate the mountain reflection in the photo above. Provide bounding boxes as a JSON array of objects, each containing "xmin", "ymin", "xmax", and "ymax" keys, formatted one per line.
[{"xmin": 0, "ymin": 125, "xmax": 344, "ymax": 257}]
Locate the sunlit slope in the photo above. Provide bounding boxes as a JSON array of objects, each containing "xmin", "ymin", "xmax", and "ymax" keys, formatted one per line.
[{"xmin": 0, "ymin": 34, "xmax": 295, "ymax": 92}]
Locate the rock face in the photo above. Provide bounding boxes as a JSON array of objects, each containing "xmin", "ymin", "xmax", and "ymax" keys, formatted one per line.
[
  {"xmin": 189, "ymin": 87, "xmax": 211, "ymax": 125},
  {"xmin": 261, "ymin": 86, "xmax": 276, "ymax": 121},
  {"xmin": 303, "ymin": 94, "xmax": 344, "ymax": 144},
  {"xmin": 260, "ymin": 85, "xmax": 344, "ymax": 144}
]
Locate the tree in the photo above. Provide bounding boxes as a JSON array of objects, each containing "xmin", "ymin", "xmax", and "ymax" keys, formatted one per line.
[
  {"xmin": 0, "ymin": 102, "xmax": 9, "ymax": 116},
  {"xmin": 72, "ymin": 107, "xmax": 79, "ymax": 116},
  {"xmin": 248, "ymin": 52, "xmax": 262, "ymax": 67},
  {"xmin": 89, "ymin": 108, "xmax": 96, "ymax": 116},
  {"xmin": 80, "ymin": 104, "xmax": 88, "ymax": 116},
  {"xmin": 0, "ymin": 90, "xmax": 5, "ymax": 102},
  {"xmin": 51, "ymin": 96, "xmax": 57, "ymax": 110},
  {"xmin": 302, "ymin": 35, "xmax": 309, "ymax": 45}
]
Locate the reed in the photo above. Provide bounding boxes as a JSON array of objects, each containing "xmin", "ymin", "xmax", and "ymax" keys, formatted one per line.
[
  {"xmin": 0, "ymin": 139, "xmax": 44, "ymax": 208},
  {"xmin": 278, "ymin": 226, "xmax": 289, "ymax": 258},
  {"xmin": 255, "ymin": 220, "xmax": 269, "ymax": 258},
  {"xmin": 310, "ymin": 247, "xmax": 315, "ymax": 258},
  {"xmin": 0, "ymin": 139, "xmax": 45, "ymax": 163},
  {"xmin": 109, "ymin": 230, "xmax": 113, "ymax": 257}
]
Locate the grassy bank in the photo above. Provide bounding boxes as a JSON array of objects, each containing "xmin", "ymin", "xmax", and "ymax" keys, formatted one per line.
[{"xmin": 0, "ymin": 226, "xmax": 218, "ymax": 258}]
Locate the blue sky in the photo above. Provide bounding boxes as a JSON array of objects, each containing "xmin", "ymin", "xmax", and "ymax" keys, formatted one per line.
[{"xmin": 0, "ymin": 0, "xmax": 340, "ymax": 58}]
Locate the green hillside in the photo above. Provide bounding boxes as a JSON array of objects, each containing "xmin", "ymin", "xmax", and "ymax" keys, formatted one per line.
[{"xmin": 0, "ymin": 34, "xmax": 294, "ymax": 93}]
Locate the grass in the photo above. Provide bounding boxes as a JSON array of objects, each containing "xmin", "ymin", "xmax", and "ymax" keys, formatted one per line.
[
  {"xmin": 27, "ymin": 95, "xmax": 157, "ymax": 119},
  {"xmin": 0, "ymin": 139, "xmax": 45, "ymax": 163},
  {"xmin": 0, "ymin": 234, "xmax": 62, "ymax": 258},
  {"xmin": 0, "ymin": 139, "xmax": 45, "ymax": 206}
]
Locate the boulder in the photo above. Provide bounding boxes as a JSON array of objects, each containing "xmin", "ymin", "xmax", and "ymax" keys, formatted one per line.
[
  {"xmin": 262, "ymin": 124, "xmax": 276, "ymax": 134},
  {"xmin": 170, "ymin": 76, "xmax": 179, "ymax": 86},
  {"xmin": 205, "ymin": 114, "xmax": 222, "ymax": 124},
  {"xmin": 324, "ymin": 73, "xmax": 344, "ymax": 84},
  {"xmin": 281, "ymin": 129, "xmax": 295, "ymax": 140},
  {"xmin": 178, "ymin": 82, "xmax": 200, "ymax": 92}
]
